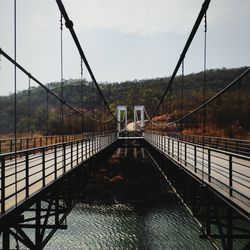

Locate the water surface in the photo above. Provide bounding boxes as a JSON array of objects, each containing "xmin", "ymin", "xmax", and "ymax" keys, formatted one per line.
[{"xmin": 46, "ymin": 202, "xmax": 213, "ymax": 250}]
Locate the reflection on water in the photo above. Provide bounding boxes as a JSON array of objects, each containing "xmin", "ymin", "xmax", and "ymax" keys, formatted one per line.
[
  {"xmin": 46, "ymin": 146, "xmax": 213, "ymax": 249},
  {"xmin": 46, "ymin": 203, "xmax": 213, "ymax": 250}
]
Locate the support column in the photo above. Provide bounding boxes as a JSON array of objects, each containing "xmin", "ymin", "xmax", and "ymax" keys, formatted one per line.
[{"xmin": 117, "ymin": 108, "xmax": 121, "ymax": 131}]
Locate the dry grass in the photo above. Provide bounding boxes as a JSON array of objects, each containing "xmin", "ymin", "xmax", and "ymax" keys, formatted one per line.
[{"xmin": 0, "ymin": 131, "xmax": 44, "ymax": 139}]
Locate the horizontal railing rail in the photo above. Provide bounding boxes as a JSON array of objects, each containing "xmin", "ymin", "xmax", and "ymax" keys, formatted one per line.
[
  {"xmin": 0, "ymin": 133, "xmax": 117, "ymax": 216},
  {"xmin": 145, "ymin": 132, "xmax": 250, "ymax": 213}
]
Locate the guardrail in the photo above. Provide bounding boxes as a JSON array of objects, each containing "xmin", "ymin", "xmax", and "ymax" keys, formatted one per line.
[
  {"xmin": 146, "ymin": 131, "xmax": 250, "ymax": 157},
  {"xmin": 0, "ymin": 134, "xmax": 80, "ymax": 154},
  {"xmin": 0, "ymin": 133, "xmax": 117, "ymax": 215},
  {"xmin": 145, "ymin": 132, "xmax": 250, "ymax": 211},
  {"xmin": 0, "ymin": 132, "xmax": 114, "ymax": 155}
]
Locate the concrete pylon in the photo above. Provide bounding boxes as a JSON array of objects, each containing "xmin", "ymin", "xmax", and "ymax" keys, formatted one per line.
[
  {"xmin": 134, "ymin": 105, "xmax": 145, "ymax": 131},
  {"xmin": 117, "ymin": 105, "xmax": 127, "ymax": 131}
]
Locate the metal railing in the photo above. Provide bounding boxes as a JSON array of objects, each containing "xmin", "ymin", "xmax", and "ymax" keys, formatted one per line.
[
  {"xmin": 146, "ymin": 131, "xmax": 250, "ymax": 157},
  {"xmin": 176, "ymin": 133, "xmax": 250, "ymax": 157},
  {"xmin": 0, "ymin": 133, "xmax": 117, "ymax": 215},
  {"xmin": 145, "ymin": 132, "xmax": 250, "ymax": 211},
  {"xmin": 0, "ymin": 133, "xmax": 108, "ymax": 155}
]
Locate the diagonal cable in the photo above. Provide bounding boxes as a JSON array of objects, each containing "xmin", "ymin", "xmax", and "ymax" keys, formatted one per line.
[
  {"xmin": 145, "ymin": 0, "xmax": 211, "ymax": 127},
  {"xmin": 55, "ymin": 0, "xmax": 117, "ymax": 122}
]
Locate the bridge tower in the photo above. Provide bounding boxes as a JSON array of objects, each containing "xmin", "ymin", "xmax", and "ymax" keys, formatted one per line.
[
  {"xmin": 117, "ymin": 105, "xmax": 127, "ymax": 131},
  {"xmin": 134, "ymin": 105, "xmax": 145, "ymax": 131}
]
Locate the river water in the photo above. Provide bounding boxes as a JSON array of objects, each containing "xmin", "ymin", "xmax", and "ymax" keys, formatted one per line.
[
  {"xmin": 45, "ymin": 203, "xmax": 213, "ymax": 250},
  {"xmin": 45, "ymin": 146, "xmax": 213, "ymax": 250}
]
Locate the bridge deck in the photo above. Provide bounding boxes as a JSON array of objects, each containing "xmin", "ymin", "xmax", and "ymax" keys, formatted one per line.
[
  {"xmin": 0, "ymin": 134, "xmax": 116, "ymax": 215},
  {"xmin": 145, "ymin": 132, "xmax": 250, "ymax": 216},
  {"xmin": 1, "ymin": 132, "xmax": 249, "ymax": 218}
]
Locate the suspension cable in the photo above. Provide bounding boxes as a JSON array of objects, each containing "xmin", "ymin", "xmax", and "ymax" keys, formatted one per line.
[
  {"xmin": 238, "ymin": 79, "xmax": 241, "ymax": 123},
  {"xmin": 55, "ymin": 0, "xmax": 117, "ymax": 122},
  {"xmin": 14, "ymin": 0, "xmax": 18, "ymax": 207},
  {"xmin": 60, "ymin": 13, "xmax": 64, "ymax": 141},
  {"xmin": 46, "ymin": 90, "xmax": 49, "ymax": 135},
  {"xmin": 201, "ymin": 12, "xmax": 207, "ymax": 186},
  {"xmin": 167, "ymin": 68, "xmax": 250, "ymax": 126},
  {"xmin": 80, "ymin": 58, "xmax": 84, "ymax": 135},
  {"xmin": 181, "ymin": 60, "xmax": 184, "ymax": 133},
  {"xmin": 145, "ymin": 0, "xmax": 211, "ymax": 127},
  {"xmin": 0, "ymin": 48, "xmax": 115, "ymax": 123},
  {"xmin": 27, "ymin": 77, "xmax": 31, "ymax": 136}
]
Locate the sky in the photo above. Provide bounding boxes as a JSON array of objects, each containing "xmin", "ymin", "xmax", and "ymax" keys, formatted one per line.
[{"xmin": 0, "ymin": 0, "xmax": 249, "ymax": 95}]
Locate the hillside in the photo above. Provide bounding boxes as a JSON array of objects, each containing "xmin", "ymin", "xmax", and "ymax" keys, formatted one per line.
[{"xmin": 0, "ymin": 67, "xmax": 249, "ymax": 137}]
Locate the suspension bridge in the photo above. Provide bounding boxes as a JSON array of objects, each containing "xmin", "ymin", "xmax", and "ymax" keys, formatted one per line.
[{"xmin": 0, "ymin": 0, "xmax": 249, "ymax": 249}]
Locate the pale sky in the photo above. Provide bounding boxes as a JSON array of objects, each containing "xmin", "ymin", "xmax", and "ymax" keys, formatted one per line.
[{"xmin": 0, "ymin": 0, "xmax": 249, "ymax": 95}]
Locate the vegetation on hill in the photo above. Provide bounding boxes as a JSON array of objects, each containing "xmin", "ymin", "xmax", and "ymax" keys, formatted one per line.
[{"xmin": 0, "ymin": 67, "xmax": 249, "ymax": 138}]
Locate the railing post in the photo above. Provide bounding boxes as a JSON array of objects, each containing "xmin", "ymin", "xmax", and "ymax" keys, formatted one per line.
[
  {"xmin": 172, "ymin": 140, "xmax": 174, "ymax": 158},
  {"xmin": 63, "ymin": 143, "xmax": 66, "ymax": 173},
  {"xmin": 77, "ymin": 140, "xmax": 79, "ymax": 164},
  {"xmin": 71, "ymin": 142, "xmax": 73, "ymax": 168},
  {"xmin": 194, "ymin": 145, "xmax": 197, "ymax": 172},
  {"xmin": 42, "ymin": 148, "xmax": 45, "ymax": 187},
  {"xmin": 229, "ymin": 155, "xmax": 233, "ymax": 197},
  {"xmin": 168, "ymin": 138, "xmax": 170, "ymax": 155},
  {"xmin": 25, "ymin": 152, "xmax": 29, "ymax": 197},
  {"xmin": 92, "ymin": 137, "xmax": 94, "ymax": 155},
  {"xmin": 85, "ymin": 139, "xmax": 87, "ymax": 159},
  {"xmin": 177, "ymin": 141, "xmax": 180, "ymax": 161},
  {"xmin": 54, "ymin": 145, "xmax": 57, "ymax": 179},
  {"xmin": 208, "ymin": 149, "xmax": 211, "ymax": 182},
  {"xmin": 88, "ymin": 138, "xmax": 91, "ymax": 157},
  {"xmin": 81, "ymin": 139, "xmax": 83, "ymax": 162},
  {"xmin": 184, "ymin": 143, "xmax": 187, "ymax": 166},
  {"xmin": 1, "ymin": 156, "xmax": 5, "ymax": 214}
]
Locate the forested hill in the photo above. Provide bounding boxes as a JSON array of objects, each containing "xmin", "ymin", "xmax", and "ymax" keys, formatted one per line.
[{"xmin": 0, "ymin": 67, "xmax": 249, "ymax": 135}]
